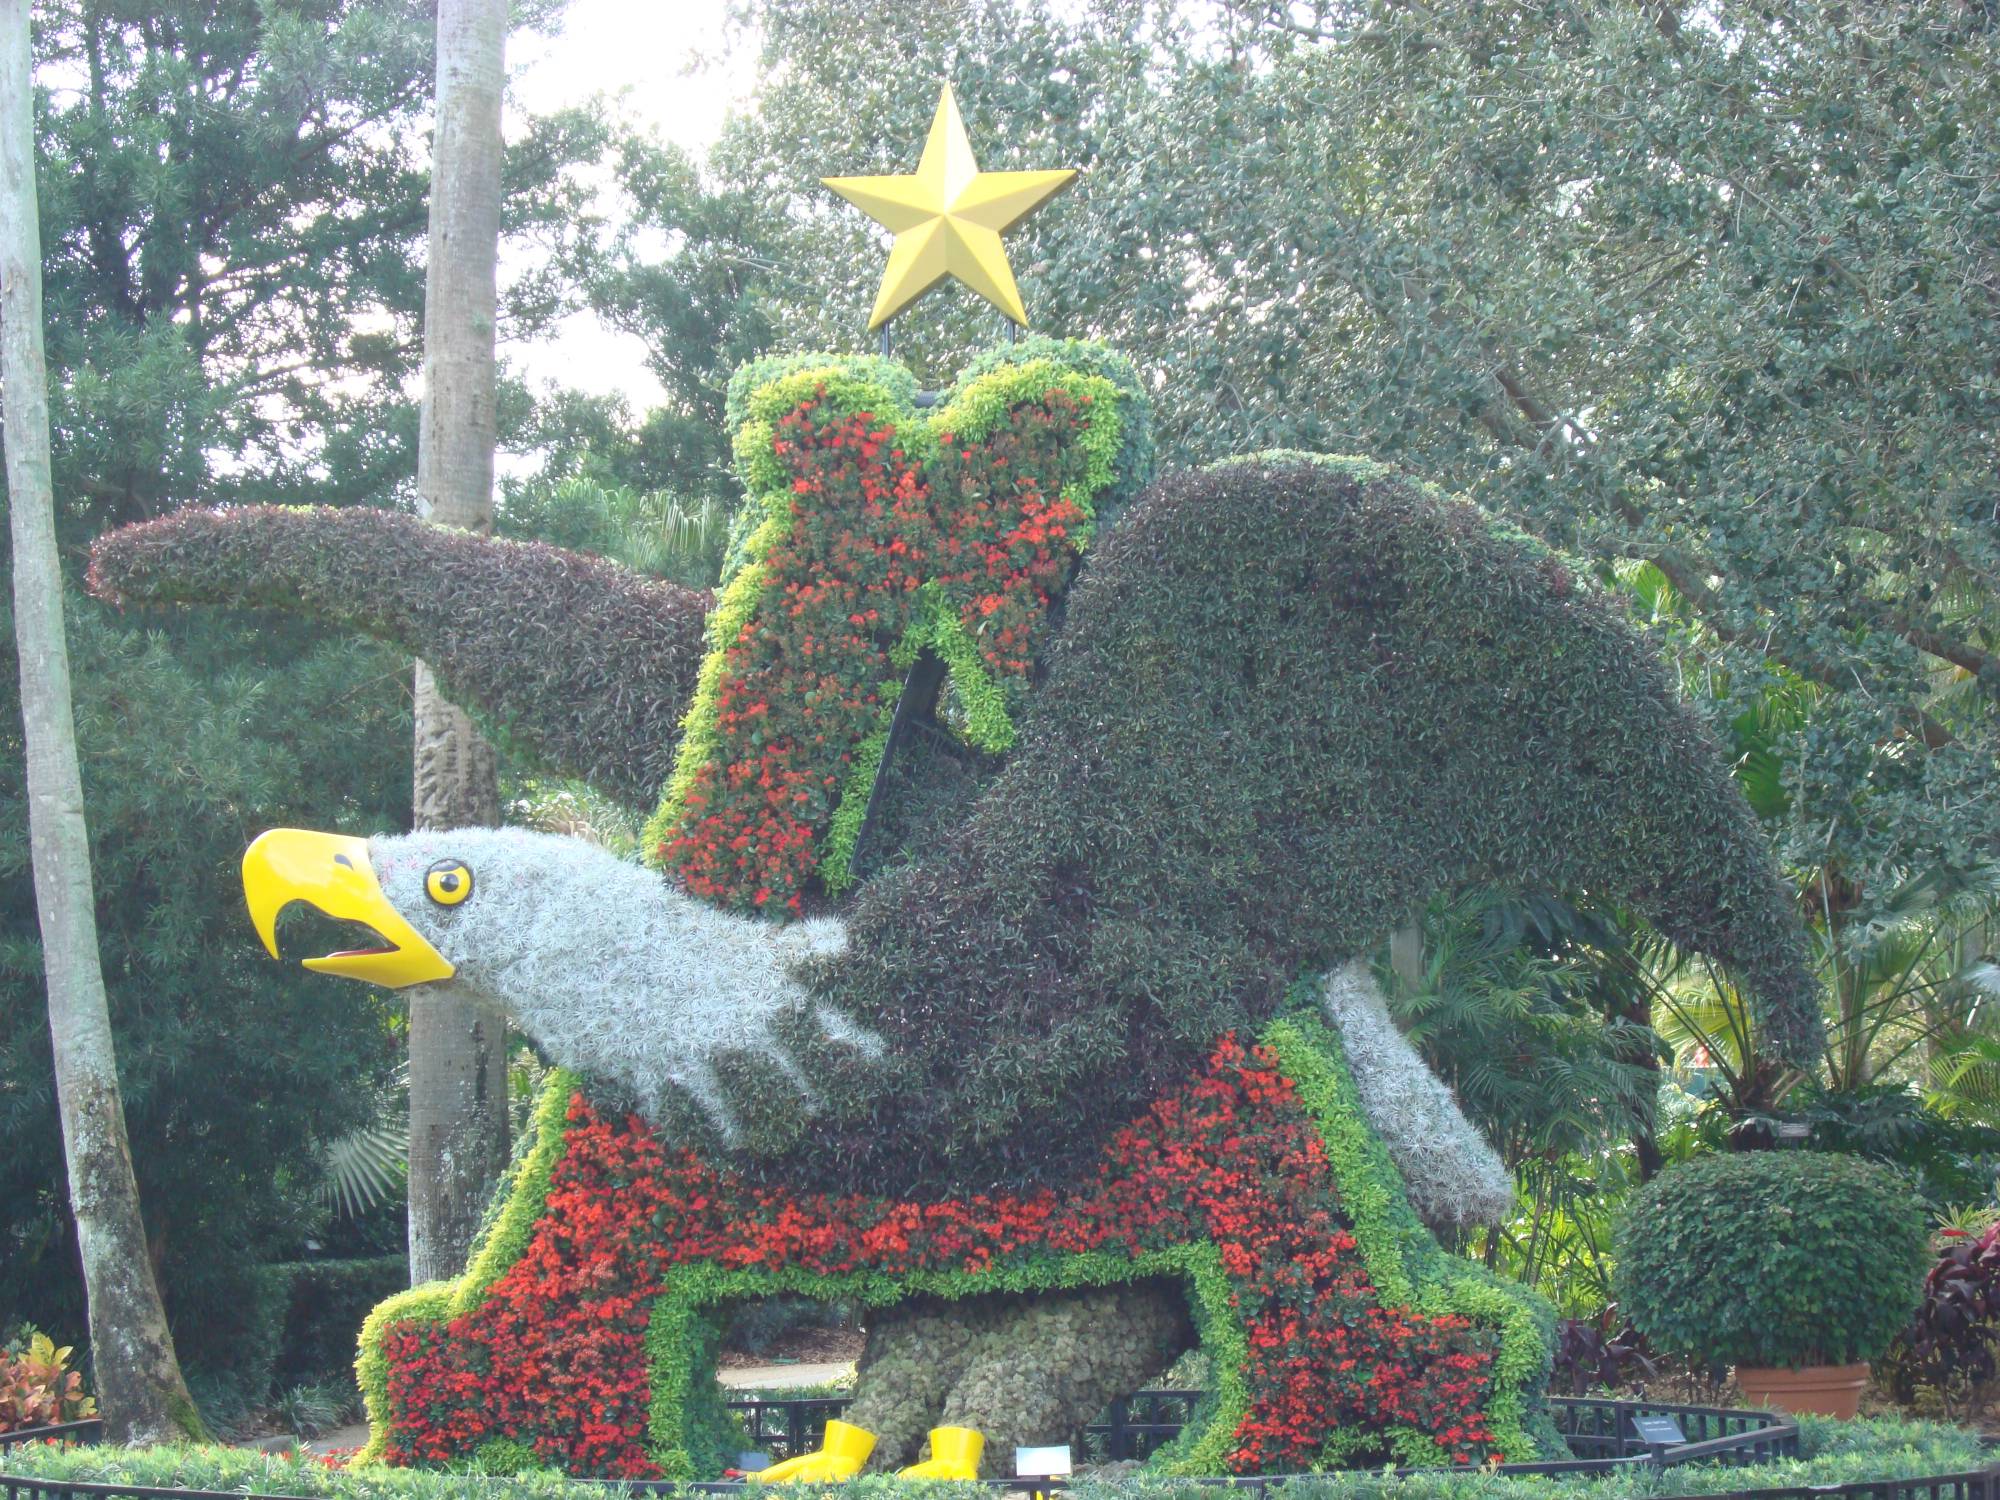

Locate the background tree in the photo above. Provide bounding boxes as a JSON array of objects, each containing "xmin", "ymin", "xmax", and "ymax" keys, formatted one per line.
[
  {"xmin": 2, "ymin": 0, "xmax": 601, "ymax": 1416},
  {"xmin": 1, "ymin": 0, "xmax": 195, "ymax": 1441},
  {"xmin": 665, "ymin": 0, "xmax": 2000, "ymax": 1096},
  {"xmin": 403, "ymin": 0, "xmax": 512, "ymax": 1288}
]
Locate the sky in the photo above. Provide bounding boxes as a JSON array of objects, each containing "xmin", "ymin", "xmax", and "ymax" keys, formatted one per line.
[{"xmin": 504, "ymin": 0, "xmax": 759, "ymax": 415}]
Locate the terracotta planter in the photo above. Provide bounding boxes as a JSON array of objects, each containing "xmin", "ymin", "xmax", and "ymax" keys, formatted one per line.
[{"xmin": 1734, "ymin": 1361, "xmax": 1870, "ymax": 1418}]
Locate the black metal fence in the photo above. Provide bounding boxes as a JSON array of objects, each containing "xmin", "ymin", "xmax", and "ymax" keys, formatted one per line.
[
  {"xmin": 717, "ymin": 1392, "xmax": 1800, "ymax": 1472},
  {"xmin": 0, "ymin": 1400, "xmax": 1991, "ymax": 1500},
  {"xmin": 0, "ymin": 1423, "xmax": 101, "ymax": 1455},
  {"xmin": 1085, "ymin": 1389, "xmax": 1204, "ymax": 1464},
  {"xmin": 722, "ymin": 1397, "xmax": 849, "ymax": 1463}
]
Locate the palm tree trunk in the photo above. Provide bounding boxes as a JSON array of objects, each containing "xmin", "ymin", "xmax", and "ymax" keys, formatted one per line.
[
  {"xmin": 0, "ymin": 0, "xmax": 199, "ymax": 1441},
  {"xmin": 405, "ymin": 0, "xmax": 510, "ymax": 1286}
]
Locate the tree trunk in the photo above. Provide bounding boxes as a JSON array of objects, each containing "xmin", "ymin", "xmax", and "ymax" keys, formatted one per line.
[
  {"xmin": 405, "ymin": 0, "xmax": 510, "ymax": 1287},
  {"xmin": 0, "ymin": 0, "xmax": 199, "ymax": 1442}
]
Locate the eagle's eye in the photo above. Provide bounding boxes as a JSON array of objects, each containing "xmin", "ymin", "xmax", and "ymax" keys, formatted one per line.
[{"xmin": 425, "ymin": 860, "xmax": 474, "ymax": 907}]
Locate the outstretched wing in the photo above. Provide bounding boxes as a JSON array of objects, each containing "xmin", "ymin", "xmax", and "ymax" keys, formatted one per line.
[{"xmin": 88, "ymin": 505, "xmax": 709, "ymax": 808}]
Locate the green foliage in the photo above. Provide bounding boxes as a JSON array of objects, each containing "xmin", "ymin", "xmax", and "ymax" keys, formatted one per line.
[
  {"xmin": 275, "ymin": 1380, "xmax": 364, "ymax": 1441},
  {"xmin": 1384, "ymin": 890, "xmax": 1661, "ymax": 1170},
  {"xmin": 320, "ymin": 1117, "xmax": 409, "ymax": 1224},
  {"xmin": 7, "ymin": 1413, "xmax": 1987, "ymax": 1497},
  {"xmin": 31, "ymin": 0, "xmax": 598, "ymax": 527},
  {"xmin": 1740, "ymin": 1082, "xmax": 2000, "ymax": 1214},
  {"xmin": 0, "ymin": 602, "xmax": 410, "ymax": 1394},
  {"xmin": 1614, "ymin": 1151, "xmax": 1929, "ymax": 1369},
  {"xmin": 497, "ymin": 477, "xmax": 726, "ymax": 592},
  {"xmin": 702, "ymin": 0, "xmax": 2000, "ymax": 937},
  {"xmin": 721, "ymin": 1295, "xmax": 855, "ymax": 1357},
  {"xmin": 269, "ymin": 1258, "xmax": 410, "ymax": 1388},
  {"xmin": 563, "ymin": 142, "xmax": 779, "ymax": 506},
  {"xmin": 783, "ymin": 458, "xmax": 1814, "ymax": 1193}
]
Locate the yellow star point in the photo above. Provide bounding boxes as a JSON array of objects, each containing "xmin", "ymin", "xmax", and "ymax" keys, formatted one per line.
[{"xmin": 822, "ymin": 83, "xmax": 1076, "ymax": 330}]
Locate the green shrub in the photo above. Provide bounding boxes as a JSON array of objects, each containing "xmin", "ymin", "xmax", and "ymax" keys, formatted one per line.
[
  {"xmin": 723, "ymin": 1295, "xmax": 856, "ymax": 1358},
  {"xmin": 1613, "ymin": 1151, "xmax": 1929, "ymax": 1369},
  {"xmin": 274, "ymin": 1381, "xmax": 362, "ymax": 1440},
  {"xmin": 779, "ymin": 458, "xmax": 1818, "ymax": 1194},
  {"xmin": 273, "ymin": 1257, "xmax": 410, "ymax": 1385},
  {"xmin": 0, "ymin": 1414, "xmax": 1984, "ymax": 1496}
]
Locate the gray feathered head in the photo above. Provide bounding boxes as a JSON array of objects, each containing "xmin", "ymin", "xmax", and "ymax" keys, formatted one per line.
[{"xmin": 242, "ymin": 826, "xmax": 875, "ymax": 1138}]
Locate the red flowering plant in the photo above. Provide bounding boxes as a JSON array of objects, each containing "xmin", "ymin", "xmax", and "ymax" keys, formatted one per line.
[
  {"xmin": 361, "ymin": 1013, "xmax": 1552, "ymax": 1479},
  {"xmin": 642, "ymin": 349, "xmax": 1136, "ymax": 914}
]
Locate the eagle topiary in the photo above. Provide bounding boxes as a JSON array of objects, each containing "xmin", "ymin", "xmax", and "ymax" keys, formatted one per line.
[{"xmin": 88, "ymin": 338, "xmax": 1818, "ymax": 1478}]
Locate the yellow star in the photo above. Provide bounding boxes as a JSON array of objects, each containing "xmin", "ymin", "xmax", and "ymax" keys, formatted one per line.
[{"xmin": 823, "ymin": 84, "xmax": 1076, "ymax": 331}]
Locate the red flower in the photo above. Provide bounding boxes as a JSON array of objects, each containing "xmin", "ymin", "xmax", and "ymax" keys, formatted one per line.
[{"xmin": 377, "ymin": 1037, "xmax": 1504, "ymax": 1477}]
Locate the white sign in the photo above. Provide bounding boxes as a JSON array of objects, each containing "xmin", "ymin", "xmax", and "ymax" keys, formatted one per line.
[{"xmin": 1014, "ymin": 1445, "xmax": 1073, "ymax": 1478}]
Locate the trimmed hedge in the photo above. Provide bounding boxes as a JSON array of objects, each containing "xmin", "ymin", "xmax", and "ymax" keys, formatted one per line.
[
  {"xmin": 86, "ymin": 506, "xmax": 711, "ymax": 808},
  {"xmin": 2, "ymin": 1413, "xmax": 1986, "ymax": 1498},
  {"xmin": 82, "ymin": 379, "xmax": 1815, "ymax": 1203},
  {"xmin": 272, "ymin": 1257, "xmax": 411, "ymax": 1387},
  {"xmin": 768, "ymin": 457, "xmax": 1819, "ymax": 1193},
  {"xmin": 1614, "ymin": 1151, "xmax": 1929, "ymax": 1369}
]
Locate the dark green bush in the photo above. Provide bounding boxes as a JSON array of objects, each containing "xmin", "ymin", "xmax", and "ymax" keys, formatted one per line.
[
  {"xmin": 1613, "ymin": 1151, "xmax": 1929, "ymax": 1369},
  {"xmin": 0, "ymin": 1413, "xmax": 1984, "ymax": 1496},
  {"xmin": 722, "ymin": 1294, "xmax": 855, "ymax": 1358},
  {"xmin": 273, "ymin": 1257, "xmax": 409, "ymax": 1385}
]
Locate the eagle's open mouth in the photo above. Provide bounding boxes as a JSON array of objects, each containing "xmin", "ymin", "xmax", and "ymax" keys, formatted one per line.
[
  {"xmin": 242, "ymin": 829, "xmax": 455, "ymax": 989},
  {"xmin": 273, "ymin": 905, "xmax": 398, "ymax": 964}
]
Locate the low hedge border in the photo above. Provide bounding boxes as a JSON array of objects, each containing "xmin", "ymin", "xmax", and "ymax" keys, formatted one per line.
[{"xmin": 0, "ymin": 1414, "xmax": 1986, "ymax": 1500}]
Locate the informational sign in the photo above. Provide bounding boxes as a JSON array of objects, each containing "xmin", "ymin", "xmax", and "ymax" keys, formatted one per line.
[
  {"xmin": 734, "ymin": 1452, "xmax": 773, "ymax": 1473},
  {"xmin": 1014, "ymin": 1444, "xmax": 1074, "ymax": 1478},
  {"xmin": 1631, "ymin": 1415, "xmax": 1688, "ymax": 1448}
]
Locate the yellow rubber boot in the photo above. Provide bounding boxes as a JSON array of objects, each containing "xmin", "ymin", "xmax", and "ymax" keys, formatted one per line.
[
  {"xmin": 749, "ymin": 1419, "xmax": 877, "ymax": 1483},
  {"xmin": 897, "ymin": 1426, "xmax": 985, "ymax": 1480}
]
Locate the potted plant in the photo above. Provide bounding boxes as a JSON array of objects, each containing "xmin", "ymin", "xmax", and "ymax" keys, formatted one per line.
[{"xmin": 1613, "ymin": 1151, "xmax": 1928, "ymax": 1417}]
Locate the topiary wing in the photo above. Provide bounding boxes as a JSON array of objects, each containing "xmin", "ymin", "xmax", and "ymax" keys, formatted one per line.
[{"xmin": 87, "ymin": 505, "xmax": 710, "ymax": 807}]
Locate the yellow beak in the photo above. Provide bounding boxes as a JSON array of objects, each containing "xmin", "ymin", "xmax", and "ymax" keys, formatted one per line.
[{"xmin": 241, "ymin": 828, "xmax": 455, "ymax": 989}]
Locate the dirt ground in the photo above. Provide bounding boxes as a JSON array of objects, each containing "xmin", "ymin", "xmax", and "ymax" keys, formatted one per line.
[{"xmin": 716, "ymin": 1324, "xmax": 865, "ymax": 1370}]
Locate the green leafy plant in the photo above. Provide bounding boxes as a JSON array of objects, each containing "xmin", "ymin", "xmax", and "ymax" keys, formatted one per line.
[
  {"xmin": 1613, "ymin": 1152, "xmax": 1929, "ymax": 1369},
  {"xmin": 0, "ymin": 1331, "xmax": 97, "ymax": 1431},
  {"xmin": 0, "ymin": 1412, "xmax": 1990, "ymax": 1500},
  {"xmin": 274, "ymin": 1382, "xmax": 359, "ymax": 1440}
]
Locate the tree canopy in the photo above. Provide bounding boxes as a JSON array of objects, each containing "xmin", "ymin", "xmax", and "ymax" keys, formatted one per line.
[{"xmin": 594, "ymin": 0, "xmax": 2000, "ymax": 927}]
